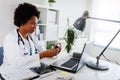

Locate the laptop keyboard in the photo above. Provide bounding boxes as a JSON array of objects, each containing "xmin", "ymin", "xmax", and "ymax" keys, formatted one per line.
[{"xmin": 61, "ymin": 58, "xmax": 79, "ymax": 68}]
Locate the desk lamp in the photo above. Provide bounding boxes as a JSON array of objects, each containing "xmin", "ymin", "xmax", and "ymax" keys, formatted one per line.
[{"xmin": 73, "ymin": 10, "xmax": 120, "ymax": 70}]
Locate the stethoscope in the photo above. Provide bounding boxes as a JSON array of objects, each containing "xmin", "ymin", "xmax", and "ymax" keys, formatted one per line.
[{"xmin": 17, "ymin": 29, "xmax": 38, "ymax": 55}]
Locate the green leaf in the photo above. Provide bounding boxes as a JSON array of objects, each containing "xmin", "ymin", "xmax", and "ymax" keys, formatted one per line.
[{"xmin": 64, "ymin": 27, "xmax": 77, "ymax": 53}]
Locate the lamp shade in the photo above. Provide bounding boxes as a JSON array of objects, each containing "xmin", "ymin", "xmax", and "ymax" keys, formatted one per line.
[
  {"xmin": 73, "ymin": 10, "xmax": 89, "ymax": 32},
  {"xmin": 73, "ymin": 17, "xmax": 86, "ymax": 32}
]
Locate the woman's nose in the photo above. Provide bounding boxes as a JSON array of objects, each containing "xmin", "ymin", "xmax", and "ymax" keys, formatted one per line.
[
  {"xmin": 32, "ymin": 24, "xmax": 37, "ymax": 29},
  {"xmin": 34, "ymin": 25, "xmax": 37, "ymax": 29}
]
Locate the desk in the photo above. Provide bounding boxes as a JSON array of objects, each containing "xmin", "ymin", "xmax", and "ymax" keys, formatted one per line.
[
  {"xmin": 35, "ymin": 52, "xmax": 120, "ymax": 80},
  {"xmin": 3, "ymin": 52, "xmax": 120, "ymax": 80}
]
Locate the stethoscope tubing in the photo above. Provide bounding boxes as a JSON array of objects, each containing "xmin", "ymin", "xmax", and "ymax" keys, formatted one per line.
[{"xmin": 17, "ymin": 29, "xmax": 38, "ymax": 55}]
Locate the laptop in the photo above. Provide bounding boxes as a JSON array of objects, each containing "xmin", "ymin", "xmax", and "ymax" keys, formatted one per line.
[{"xmin": 50, "ymin": 43, "xmax": 87, "ymax": 73}]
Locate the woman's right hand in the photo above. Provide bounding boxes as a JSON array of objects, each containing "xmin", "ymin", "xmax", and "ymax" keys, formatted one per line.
[{"xmin": 54, "ymin": 43, "xmax": 61, "ymax": 54}]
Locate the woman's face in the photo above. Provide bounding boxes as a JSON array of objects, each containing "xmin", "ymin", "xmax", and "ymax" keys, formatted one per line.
[{"xmin": 23, "ymin": 16, "xmax": 37, "ymax": 34}]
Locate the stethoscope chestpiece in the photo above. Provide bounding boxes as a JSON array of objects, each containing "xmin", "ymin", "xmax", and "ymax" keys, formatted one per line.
[{"xmin": 24, "ymin": 53, "xmax": 28, "ymax": 55}]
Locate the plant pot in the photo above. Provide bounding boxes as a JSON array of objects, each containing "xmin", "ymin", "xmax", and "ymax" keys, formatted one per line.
[{"xmin": 49, "ymin": 2, "xmax": 55, "ymax": 7}]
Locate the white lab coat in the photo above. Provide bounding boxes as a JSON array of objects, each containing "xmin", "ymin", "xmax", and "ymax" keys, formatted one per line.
[{"xmin": 0, "ymin": 29, "xmax": 45, "ymax": 79}]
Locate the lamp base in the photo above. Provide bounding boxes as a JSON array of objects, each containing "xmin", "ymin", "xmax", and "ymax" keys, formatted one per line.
[{"xmin": 86, "ymin": 61, "xmax": 109, "ymax": 71}]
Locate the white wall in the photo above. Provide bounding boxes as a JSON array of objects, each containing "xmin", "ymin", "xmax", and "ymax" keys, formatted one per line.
[
  {"xmin": 88, "ymin": 0, "xmax": 120, "ymax": 64},
  {"xmin": 0, "ymin": 1, "xmax": 15, "ymax": 46},
  {"xmin": 0, "ymin": 0, "xmax": 88, "ymax": 46}
]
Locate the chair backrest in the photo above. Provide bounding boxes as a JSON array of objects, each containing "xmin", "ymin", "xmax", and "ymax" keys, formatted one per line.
[{"xmin": 0, "ymin": 47, "xmax": 4, "ymax": 66}]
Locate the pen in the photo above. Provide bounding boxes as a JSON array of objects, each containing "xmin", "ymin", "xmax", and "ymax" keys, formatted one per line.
[
  {"xmin": 0, "ymin": 73, "xmax": 5, "ymax": 80},
  {"xmin": 23, "ymin": 75, "xmax": 40, "ymax": 80},
  {"xmin": 28, "ymin": 75, "xmax": 40, "ymax": 80}
]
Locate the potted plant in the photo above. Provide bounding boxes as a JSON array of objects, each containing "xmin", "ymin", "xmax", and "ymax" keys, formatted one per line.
[
  {"xmin": 64, "ymin": 18, "xmax": 78, "ymax": 53},
  {"xmin": 48, "ymin": 0, "xmax": 56, "ymax": 7}
]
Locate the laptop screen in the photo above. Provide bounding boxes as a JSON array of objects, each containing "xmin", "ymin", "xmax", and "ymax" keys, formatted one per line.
[{"xmin": 76, "ymin": 43, "xmax": 86, "ymax": 71}]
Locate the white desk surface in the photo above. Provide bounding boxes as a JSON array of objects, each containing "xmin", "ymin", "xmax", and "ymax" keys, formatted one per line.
[
  {"xmin": 4, "ymin": 52, "xmax": 120, "ymax": 80},
  {"xmin": 34, "ymin": 52, "xmax": 120, "ymax": 80}
]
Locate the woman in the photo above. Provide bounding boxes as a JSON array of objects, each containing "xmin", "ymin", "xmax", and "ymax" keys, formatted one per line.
[{"xmin": 0, "ymin": 2, "xmax": 61, "ymax": 79}]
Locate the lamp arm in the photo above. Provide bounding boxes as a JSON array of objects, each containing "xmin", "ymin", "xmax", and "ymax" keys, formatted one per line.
[
  {"xmin": 96, "ymin": 29, "xmax": 120, "ymax": 66},
  {"xmin": 88, "ymin": 17, "xmax": 120, "ymax": 23}
]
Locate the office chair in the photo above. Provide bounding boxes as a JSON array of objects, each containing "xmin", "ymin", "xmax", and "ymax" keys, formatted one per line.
[{"xmin": 0, "ymin": 47, "xmax": 4, "ymax": 66}]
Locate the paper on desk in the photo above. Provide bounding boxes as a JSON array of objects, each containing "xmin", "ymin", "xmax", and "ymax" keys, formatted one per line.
[{"xmin": 2, "ymin": 69, "xmax": 38, "ymax": 80}]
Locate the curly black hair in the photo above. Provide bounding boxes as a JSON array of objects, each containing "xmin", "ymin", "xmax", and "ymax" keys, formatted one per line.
[{"xmin": 14, "ymin": 3, "xmax": 40, "ymax": 27}]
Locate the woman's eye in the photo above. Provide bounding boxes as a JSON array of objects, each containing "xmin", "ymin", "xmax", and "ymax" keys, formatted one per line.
[
  {"xmin": 31, "ymin": 23, "xmax": 34, "ymax": 25},
  {"xmin": 31, "ymin": 22, "xmax": 37, "ymax": 25}
]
